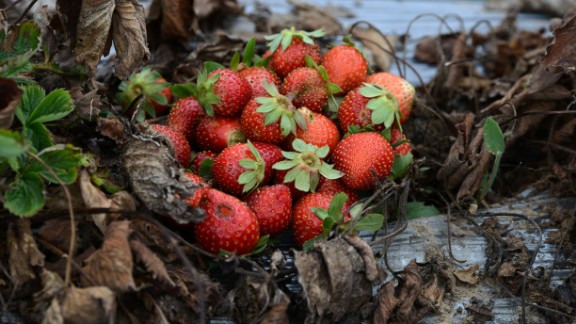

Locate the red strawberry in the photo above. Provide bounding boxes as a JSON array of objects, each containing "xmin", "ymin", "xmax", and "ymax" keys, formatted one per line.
[
  {"xmin": 151, "ymin": 124, "xmax": 191, "ymax": 167},
  {"xmin": 191, "ymin": 151, "xmax": 217, "ymax": 174},
  {"xmin": 212, "ymin": 141, "xmax": 281, "ymax": 196},
  {"xmin": 194, "ymin": 188, "xmax": 260, "ymax": 255},
  {"xmin": 116, "ymin": 67, "xmax": 171, "ymax": 118},
  {"xmin": 284, "ymin": 108, "xmax": 341, "ymax": 156},
  {"xmin": 266, "ymin": 28, "xmax": 324, "ymax": 78},
  {"xmin": 390, "ymin": 128, "xmax": 412, "ymax": 156},
  {"xmin": 245, "ymin": 184, "xmax": 292, "ymax": 236},
  {"xmin": 365, "ymin": 72, "xmax": 415, "ymax": 124},
  {"xmin": 273, "ymin": 169, "xmax": 307, "ymax": 201},
  {"xmin": 208, "ymin": 68, "xmax": 252, "ymax": 117},
  {"xmin": 291, "ymin": 192, "xmax": 351, "ymax": 247},
  {"xmin": 281, "ymin": 67, "xmax": 328, "ymax": 112},
  {"xmin": 168, "ymin": 97, "xmax": 206, "ymax": 142},
  {"xmin": 317, "ymin": 178, "xmax": 359, "ymax": 205},
  {"xmin": 240, "ymin": 83, "xmax": 307, "ymax": 144},
  {"xmin": 337, "ymin": 84, "xmax": 399, "ymax": 133},
  {"xmin": 332, "ymin": 132, "xmax": 394, "ymax": 190},
  {"xmin": 240, "ymin": 67, "xmax": 281, "ymax": 98},
  {"xmin": 321, "ymin": 42, "xmax": 368, "ymax": 95},
  {"xmin": 195, "ymin": 116, "xmax": 245, "ymax": 153},
  {"xmin": 183, "ymin": 171, "xmax": 209, "ymax": 208}
]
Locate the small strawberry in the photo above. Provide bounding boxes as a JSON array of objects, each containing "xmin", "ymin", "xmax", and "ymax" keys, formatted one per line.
[
  {"xmin": 321, "ymin": 38, "xmax": 368, "ymax": 95},
  {"xmin": 284, "ymin": 107, "xmax": 341, "ymax": 156},
  {"xmin": 167, "ymin": 97, "xmax": 206, "ymax": 142},
  {"xmin": 240, "ymin": 67, "xmax": 281, "ymax": 98},
  {"xmin": 150, "ymin": 124, "xmax": 191, "ymax": 167},
  {"xmin": 390, "ymin": 127, "xmax": 412, "ymax": 156},
  {"xmin": 317, "ymin": 178, "xmax": 360, "ymax": 205},
  {"xmin": 183, "ymin": 171, "xmax": 209, "ymax": 208},
  {"xmin": 365, "ymin": 72, "xmax": 415, "ymax": 124},
  {"xmin": 245, "ymin": 184, "xmax": 292, "ymax": 236},
  {"xmin": 281, "ymin": 67, "xmax": 328, "ymax": 112},
  {"xmin": 291, "ymin": 192, "xmax": 351, "ymax": 247},
  {"xmin": 194, "ymin": 188, "xmax": 260, "ymax": 255},
  {"xmin": 212, "ymin": 141, "xmax": 281, "ymax": 196},
  {"xmin": 265, "ymin": 28, "xmax": 324, "ymax": 78},
  {"xmin": 208, "ymin": 68, "xmax": 252, "ymax": 117},
  {"xmin": 195, "ymin": 116, "xmax": 246, "ymax": 153},
  {"xmin": 191, "ymin": 151, "xmax": 217, "ymax": 174},
  {"xmin": 116, "ymin": 67, "xmax": 171, "ymax": 119},
  {"xmin": 240, "ymin": 82, "xmax": 307, "ymax": 144},
  {"xmin": 332, "ymin": 132, "xmax": 394, "ymax": 190},
  {"xmin": 338, "ymin": 83, "xmax": 399, "ymax": 133}
]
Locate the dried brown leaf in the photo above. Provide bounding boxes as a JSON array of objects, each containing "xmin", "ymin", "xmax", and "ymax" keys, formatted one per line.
[
  {"xmin": 445, "ymin": 32, "xmax": 468, "ymax": 89},
  {"xmin": 50, "ymin": 286, "xmax": 116, "ymax": 324},
  {"xmin": 130, "ymin": 239, "xmax": 175, "ymax": 286},
  {"xmin": 229, "ymin": 274, "xmax": 290, "ymax": 324},
  {"xmin": 112, "ymin": 0, "xmax": 150, "ymax": 80},
  {"xmin": 79, "ymin": 170, "xmax": 111, "ymax": 233},
  {"xmin": 541, "ymin": 12, "xmax": 576, "ymax": 73},
  {"xmin": 37, "ymin": 219, "xmax": 75, "ymax": 253},
  {"xmin": 8, "ymin": 219, "xmax": 45, "ymax": 285},
  {"xmin": 98, "ymin": 116, "xmax": 129, "ymax": 144},
  {"xmin": 193, "ymin": 0, "xmax": 243, "ymax": 19},
  {"xmin": 421, "ymin": 276, "xmax": 444, "ymax": 308},
  {"xmin": 351, "ymin": 26, "xmax": 396, "ymax": 73},
  {"xmin": 0, "ymin": 78, "xmax": 22, "ymax": 128},
  {"xmin": 453, "ymin": 264, "xmax": 480, "ymax": 285},
  {"xmin": 160, "ymin": 0, "xmax": 193, "ymax": 41},
  {"xmin": 82, "ymin": 220, "xmax": 135, "ymax": 292}
]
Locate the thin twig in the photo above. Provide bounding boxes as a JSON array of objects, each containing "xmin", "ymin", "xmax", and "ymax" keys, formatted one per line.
[{"xmin": 15, "ymin": 0, "xmax": 35, "ymax": 24}]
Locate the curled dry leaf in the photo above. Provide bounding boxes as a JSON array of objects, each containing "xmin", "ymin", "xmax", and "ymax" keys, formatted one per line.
[
  {"xmin": 44, "ymin": 286, "xmax": 116, "ymax": 324},
  {"xmin": 129, "ymin": 239, "xmax": 175, "ymax": 286},
  {"xmin": 33, "ymin": 269, "xmax": 65, "ymax": 322},
  {"xmin": 8, "ymin": 219, "xmax": 45, "ymax": 285},
  {"xmin": 82, "ymin": 220, "xmax": 136, "ymax": 293},
  {"xmin": 0, "ymin": 78, "xmax": 22, "ymax": 128},
  {"xmin": 293, "ymin": 237, "xmax": 374, "ymax": 322},
  {"xmin": 453, "ymin": 264, "xmax": 480, "ymax": 285},
  {"xmin": 159, "ymin": 0, "xmax": 193, "ymax": 41},
  {"xmin": 229, "ymin": 274, "xmax": 290, "ymax": 324},
  {"xmin": 112, "ymin": 0, "xmax": 150, "ymax": 80},
  {"xmin": 79, "ymin": 170, "xmax": 111, "ymax": 233},
  {"xmin": 122, "ymin": 125, "xmax": 204, "ymax": 224},
  {"xmin": 541, "ymin": 5, "xmax": 576, "ymax": 73}
]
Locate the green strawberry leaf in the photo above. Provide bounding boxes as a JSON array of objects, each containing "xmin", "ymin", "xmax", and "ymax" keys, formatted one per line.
[
  {"xmin": 242, "ymin": 38, "xmax": 256, "ymax": 66},
  {"xmin": 23, "ymin": 123, "xmax": 53, "ymax": 150},
  {"xmin": 26, "ymin": 88, "xmax": 73, "ymax": 125},
  {"xmin": 203, "ymin": 61, "xmax": 225, "ymax": 74},
  {"xmin": 390, "ymin": 153, "xmax": 413, "ymax": 180},
  {"xmin": 4, "ymin": 172, "xmax": 45, "ymax": 217},
  {"xmin": 198, "ymin": 158, "xmax": 214, "ymax": 178},
  {"xmin": 283, "ymin": 167, "xmax": 300, "ymax": 183},
  {"xmin": 230, "ymin": 51, "xmax": 240, "ymax": 71},
  {"xmin": 319, "ymin": 163, "xmax": 343, "ymax": 180},
  {"xmin": 281, "ymin": 151, "xmax": 299, "ymax": 159},
  {"xmin": 302, "ymin": 236, "xmax": 322, "ymax": 251},
  {"xmin": 281, "ymin": 33, "xmax": 293, "ymax": 52},
  {"xmin": 483, "ymin": 117, "xmax": 505, "ymax": 155},
  {"xmin": 322, "ymin": 216, "xmax": 335, "ymax": 234},
  {"xmin": 349, "ymin": 203, "xmax": 365, "ymax": 219},
  {"xmin": 294, "ymin": 169, "xmax": 311, "ymax": 192},
  {"xmin": 316, "ymin": 145, "xmax": 330, "ymax": 159},
  {"xmin": 16, "ymin": 85, "xmax": 45, "ymax": 125},
  {"xmin": 291, "ymin": 138, "xmax": 309, "ymax": 152},
  {"xmin": 328, "ymin": 192, "xmax": 348, "ymax": 222},
  {"xmin": 239, "ymin": 158, "xmax": 258, "ymax": 169},
  {"xmin": 0, "ymin": 21, "xmax": 41, "ymax": 63},
  {"xmin": 0, "ymin": 130, "xmax": 26, "ymax": 158},
  {"xmin": 354, "ymin": 213, "xmax": 385, "ymax": 232},
  {"xmin": 273, "ymin": 160, "xmax": 299, "ymax": 170},
  {"xmin": 170, "ymin": 83, "xmax": 197, "ymax": 99},
  {"xmin": 149, "ymin": 91, "xmax": 168, "ymax": 106},
  {"xmin": 248, "ymin": 234, "xmax": 270, "ymax": 255},
  {"xmin": 359, "ymin": 83, "xmax": 384, "ymax": 98},
  {"xmin": 311, "ymin": 207, "xmax": 329, "ymax": 220},
  {"xmin": 305, "ymin": 55, "xmax": 319, "ymax": 69},
  {"xmin": 326, "ymin": 82, "xmax": 343, "ymax": 95},
  {"xmin": 406, "ymin": 201, "xmax": 441, "ymax": 219},
  {"xmin": 27, "ymin": 144, "xmax": 84, "ymax": 184},
  {"xmin": 254, "ymin": 56, "xmax": 270, "ymax": 67},
  {"xmin": 265, "ymin": 33, "xmax": 283, "ymax": 54}
]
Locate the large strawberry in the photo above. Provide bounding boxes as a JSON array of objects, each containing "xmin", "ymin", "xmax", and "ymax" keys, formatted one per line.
[
  {"xmin": 240, "ymin": 67, "xmax": 281, "ymax": 98},
  {"xmin": 283, "ymin": 107, "xmax": 341, "ymax": 156},
  {"xmin": 195, "ymin": 116, "xmax": 245, "ymax": 153},
  {"xmin": 332, "ymin": 132, "xmax": 394, "ymax": 190},
  {"xmin": 322, "ymin": 38, "xmax": 368, "ymax": 95},
  {"xmin": 116, "ymin": 67, "xmax": 171, "ymax": 119},
  {"xmin": 212, "ymin": 141, "xmax": 282, "ymax": 196},
  {"xmin": 208, "ymin": 68, "xmax": 252, "ymax": 116},
  {"xmin": 365, "ymin": 72, "xmax": 415, "ymax": 124},
  {"xmin": 194, "ymin": 188, "xmax": 260, "ymax": 255},
  {"xmin": 281, "ymin": 67, "xmax": 328, "ymax": 112},
  {"xmin": 338, "ymin": 83, "xmax": 399, "ymax": 133},
  {"xmin": 167, "ymin": 97, "xmax": 206, "ymax": 142},
  {"xmin": 240, "ymin": 82, "xmax": 307, "ymax": 144},
  {"xmin": 150, "ymin": 124, "xmax": 191, "ymax": 167},
  {"xmin": 245, "ymin": 184, "xmax": 292, "ymax": 236},
  {"xmin": 265, "ymin": 28, "xmax": 324, "ymax": 78},
  {"xmin": 291, "ymin": 192, "xmax": 351, "ymax": 247}
]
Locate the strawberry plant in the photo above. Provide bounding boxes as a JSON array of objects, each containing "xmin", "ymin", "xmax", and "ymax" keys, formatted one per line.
[{"xmin": 116, "ymin": 67, "xmax": 172, "ymax": 120}]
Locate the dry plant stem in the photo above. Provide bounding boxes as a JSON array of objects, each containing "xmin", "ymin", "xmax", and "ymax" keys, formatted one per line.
[
  {"xmin": 445, "ymin": 205, "xmax": 467, "ymax": 263},
  {"xmin": 27, "ymin": 151, "xmax": 76, "ymax": 286}
]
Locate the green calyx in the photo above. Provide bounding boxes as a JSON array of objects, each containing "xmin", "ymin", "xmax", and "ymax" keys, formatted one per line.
[
  {"xmin": 265, "ymin": 27, "xmax": 325, "ymax": 54},
  {"xmin": 359, "ymin": 82, "xmax": 400, "ymax": 130},
  {"xmin": 117, "ymin": 67, "xmax": 170, "ymax": 118},
  {"xmin": 273, "ymin": 139, "xmax": 342, "ymax": 193},
  {"xmin": 237, "ymin": 140, "xmax": 266, "ymax": 194},
  {"xmin": 255, "ymin": 81, "xmax": 307, "ymax": 136}
]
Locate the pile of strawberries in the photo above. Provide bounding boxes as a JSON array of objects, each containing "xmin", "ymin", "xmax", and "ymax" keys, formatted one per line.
[{"xmin": 117, "ymin": 28, "xmax": 416, "ymax": 255}]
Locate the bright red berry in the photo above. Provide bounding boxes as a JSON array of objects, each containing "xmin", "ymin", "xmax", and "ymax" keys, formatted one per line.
[
  {"xmin": 338, "ymin": 84, "xmax": 399, "ymax": 132},
  {"xmin": 195, "ymin": 116, "xmax": 246, "ymax": 153},
  {"xmin": 191, "ymin": 151, "xmax": 217, "ymax": 174},
  {"xmin": 240, "ymin": 67, "xmax": 281, "ymax": 98},
  {"xmin": 365, "ymin": 72, "xmax": 415, "ymax": 124},
  {"xmin": 168, "ymin": 97, "xmax": 206, "ymax": 142},
  {"xmin": 245, "ymin": 184, "xmax": 292, "ymax": 236},
  {"xmin": 150, "ymin": 124, "xmax": 191, "ymax": 167},
  {"xmin": 332, "ymin": 132, "xmax": 394, "ymax": 190},
  {"xmin": 317, "ymin": 178, "xmax": 360, "ymax": 205},
  {"xmin": 322, "ymin": 43, "xmax": 368, "ymax": 95},
  {"xmin": 390, "ymin": 128, "xmax": 412, "ymax": 156},
  {"xmin": 266, "ymin": 29, "xmax": 324, "ymax": 78},
  {"xmin": 208, "ymin": 68, "xmax": 252, "ymax": 117},
  {"xmin": 284, "ymin": 108, "xmax": 341, "ymax": 156},
  {"xmin": 194, "ymin": 188, "xmax": 260, "ymax": 255},
  {"xmin": 281, "ymin": 67, "xmax": 328, "ymax": 112},
  {"xmin": 183, "ymin": 171, "xmax": 209, "ymax": 208}
]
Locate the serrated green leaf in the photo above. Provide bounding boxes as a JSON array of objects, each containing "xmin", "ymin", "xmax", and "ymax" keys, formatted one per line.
[
  {"xmin": 354, "ymin": 213, "xmax": 384, "ymax": 232},
  {"xmin": 483, "ymin": 117, "xmax": 505, "ymax": 155},
  {"xmin": 27, "ymin": 89, "xmax": 73, "ymax": 125},
  {"xmin": 170, "ymin": 83, "xmax": 196, "ymax": 99},
  {"xmin": 16, "ymin": 85, "xmax": 45, "ymax": 125},
  {"xmin": 0, "ymin": 21, "xmax": 41, "ymax": 63},
  {"xmin": 23, "ymin": 123, "xmax": 53, "ymax": 150},
  {"xmin": 406, "ymin": 201, "xmax": 441, "ymax": 219},
  {"xmin": 243, "ymin": 38, "xmax": 256, "ymax": 66},
  {"xmin": 328, "ymin": 192, "xmax": 348, "ymax": 222},
  {"xmin": 384, "ymin": 111, "xmax": 396, "ymax": 129},
  {"xmin": 204, "ymin": 61, "xmax": 225, "ymax": 74},
  {"xmin": 294, "ymin": 169, "xmax": 311, "ymax": 192},
  {"xmin": 263, "ymin": 107, "xmax": 282, "ymax": 125},
  {"xmin": 273, "ymin": 160, "xmax": 298, "ymax": 170},
  {"xmin": 390, "ymin": 153, "xmax": 413, "ymax": 180},
  {"xmin": 4, "ymin": 172, "xmax": 44, "ymax": 217},
  {"xmin": 0, "ymin": 130, "xmax": 26, "ymax": 158},
  {"xmin": 28, "ymin": 145, "xmax": 83, "ymax": 184},
  {"xmin": 266, "ymin": 34, "xmax": 282, "ymax": 54},
  {"xmin": 319, "ymin": 163, "xmax": 343, "ymax": 179},
  {"xmin": 262, "ymin": 81, "xmax": 280, "ymax": 97}
]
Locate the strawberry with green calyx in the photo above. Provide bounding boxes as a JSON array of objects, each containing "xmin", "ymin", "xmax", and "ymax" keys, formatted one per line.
[
  {"xmin": 301, "ymin": 55, "xmax": 344, "ymax": 111},
  {"xmin": 265, "ymin": 27, "xmax": 325, "ymax": 78},
  {"xmin": 241, "ymin": 81, "xmax": 307, "ymax": 144},
  {"xmin": 116, "ymin": 67, "xmax": 172, "ymax": 119},
  {"xmin": 366, "ymin": 72, "xmax": 415, "ymax": 124},
  {"xmin": 194, "ymin": 116, "xmax": 245, "ymax": 153},
  {"xmin": 150, "ymin": 124, "xmax": 191, "ymax": 167},
  {"xmin": 245, "ymin": 184, "xmax": 292, "ymax": 236},
  {"xmin": 321, "ymin": 36, "xmax": 368, "ymax": 95},
  {"xmin": 194, "ymin": 188, "xmax": 260, "ymax": 255},
  {"xmin": 191, "ymin": 151, "xmax": 216, "ymax": 176},
  {"xmin": 208, "ymin": 68, "xmax": 252, "ymax": 117},
  {"xmin": 388, "ymin": 128, "xmax": 413, "ymax": 180},
  {"xmin": 273, "ymin": 138, "xmax": 342, "ymax": 193},
  {"xmin": 317, "ymin": 178, "xmax": 360, "ymax": 205},
  {"xmin": 167, "ymin": 97, "xmax": 206, "ymax": 142},
  {"xmin": 338, "ymin": 83, "xmax": 399, "ymax": 133},
  {"xmin": 280, "ymin": 66, "xmax": 329, "ymax": 113},
  {"xmin": 332, "ymin": 132, "xmax": 394, "ymax": 190},
  {"xmin": 284, "ymin": 107, "xmax": 341, "ymax": 156}
]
